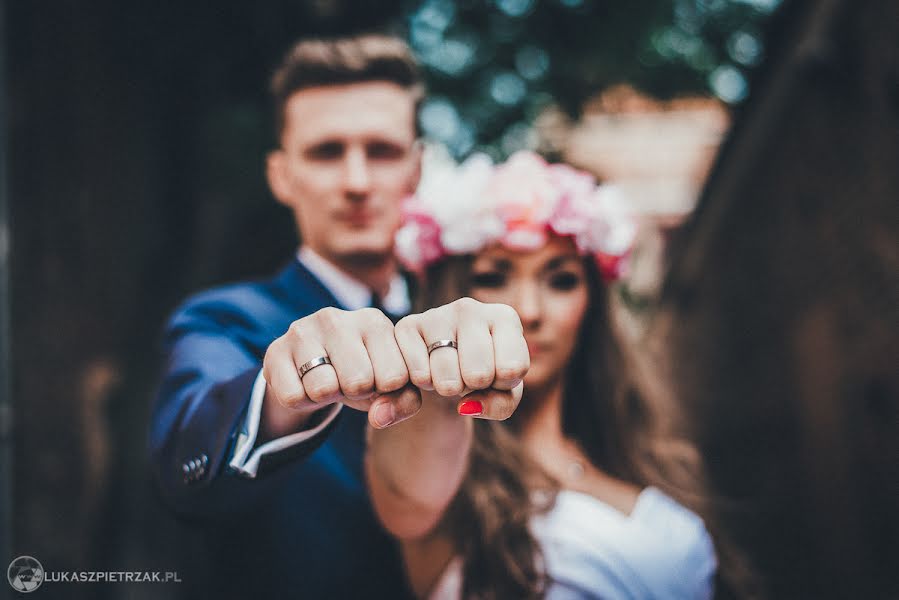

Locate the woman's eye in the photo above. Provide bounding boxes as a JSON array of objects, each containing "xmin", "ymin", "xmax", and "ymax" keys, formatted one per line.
[
  {"xmin": 471, "ymin": 272, "xmax": 506, "ymax": 288},
  {"xmin": 548, "ymin": 272, "xmax": 581, "ymax": 291}
]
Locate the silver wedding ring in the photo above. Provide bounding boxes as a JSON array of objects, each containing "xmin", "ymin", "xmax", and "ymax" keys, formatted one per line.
[
  {"xmin": 298, "ymin": 355, "xmax": 332, "ymax": 378},
  {"xmin": 427, "ymin": 339, "xmax": 457, "ymax": 355}
]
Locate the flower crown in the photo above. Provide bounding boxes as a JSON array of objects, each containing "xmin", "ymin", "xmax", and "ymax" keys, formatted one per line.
[{"xmin": 395, "ymin": 148, "xmax": 637, "ymax": 281}]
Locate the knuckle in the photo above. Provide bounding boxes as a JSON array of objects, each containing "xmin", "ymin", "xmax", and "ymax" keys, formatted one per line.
[
  {"xmin": 463, "ymin": 370, "xmax": 493, "ymax": 389},
  {"xmin": 357, "ymin": 306, "xmax": 380, "ymax": 320},
  {"xmin": 394, "ymin": 315, "xmax": 413, "ymax": 331},
  {"xmin": 378, "ymin": 371, "xmax": 409, "ymax": 392},
  {"xmin": 317, "ymin": 306, "xmax": 342, "ymax": 319},
  {"xmin": 287, "ymin": 319, "xmax": 307, "ymax": 338},
  {"xmin": 453, "ymin": 296, "xmax": 478, "ymax": 314},
  {"xmin": 369, "ymin": 307, "xmax": 393, "ymax": 325},
  {"xmin": 314, "ymin": 306, "xmax": 344, "ymax": 330},
  {"xmin": 306, "ymin": 380, "xmax": 339, "ymax": 400},
  {"xmin": 266, "ymin": 336, "xmax": 283, "ymax": 353},
  {"xmin": 381, "ymin": 313, "xmax": 398, "ymax": 330},
  {"xmin": 496, "ymin": 362, "xmax": 528, "ymax": 382},
  {"xmin": 262, "ymin": 342, "xmax": 283, "ymax": 375},
  {"xmin": 496, "ymin": 303, "xmax": 523, "ymax": 327},
  {"xmin": 393, "ymin": 316, "xmax": 416, "ymax": 339},
  {"xmin": 369, "ymin": 313, "xmax": 395, "ymax": 335},
  {"xmin": 341, "ymin": 376, "xmax": 374, "ymax": 397},
  {"xmin": 409, "ymin": 370, "xmax": 431, "ymax": 389},
  {"xmin": 278, "ymin": 389, "xmax": 305, "ymax": 409},
  {"xmin": 435, "ymin": 380, "xmax": 465, "ymax": 397}
]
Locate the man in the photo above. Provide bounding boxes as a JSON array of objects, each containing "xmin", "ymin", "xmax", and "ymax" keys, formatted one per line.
[{"xmin": 149, "ymin": 35, "xmax": 454, "ymax": 598}]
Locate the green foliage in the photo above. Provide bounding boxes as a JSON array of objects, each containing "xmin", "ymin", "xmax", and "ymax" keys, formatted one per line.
[{"xmin": 404, "ymin": 0, "xmax": 778, "ymax": 157}]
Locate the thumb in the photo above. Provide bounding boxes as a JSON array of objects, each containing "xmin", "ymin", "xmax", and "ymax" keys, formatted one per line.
[
  {"xmin": 368, "ymin": 385, "xmax": 423, "ymax": 429},
  {"xmin": 456, "ymin": 381, "xmax": 523, "ymax": 421}
]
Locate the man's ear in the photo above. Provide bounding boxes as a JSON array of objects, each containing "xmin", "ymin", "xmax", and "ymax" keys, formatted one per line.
[{"xmin": 266, "ymin": 150, "xmax": 292, "ymax": 207}]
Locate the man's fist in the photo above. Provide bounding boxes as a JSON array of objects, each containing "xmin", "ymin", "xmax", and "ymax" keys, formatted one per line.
[{"xmin": 261, "ymin": 298, "xmax": 529, "ymax": 434}]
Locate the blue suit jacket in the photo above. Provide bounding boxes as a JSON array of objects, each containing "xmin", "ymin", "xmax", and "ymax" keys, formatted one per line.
[{"xmin": 150, "ymin": 259, "xmax": 413, "ymax": 599}]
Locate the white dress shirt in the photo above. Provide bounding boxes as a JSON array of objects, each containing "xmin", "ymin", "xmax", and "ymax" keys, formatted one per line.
[{"xmin": 228, "ymin": 247, "xmax": 410, "ymax": 478}]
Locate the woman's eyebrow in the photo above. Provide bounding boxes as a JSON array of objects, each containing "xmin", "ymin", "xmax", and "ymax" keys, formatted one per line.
[{"xmin": 543, "ymin": 255, "xmax": 580, "ymax": 271}]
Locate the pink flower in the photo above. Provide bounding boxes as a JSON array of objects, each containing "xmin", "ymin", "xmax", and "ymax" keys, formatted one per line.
[
  {"xmin": 594, "ymin": 250, "xmax": 630, "ymax": 282},
  {"xmin": 395, "ymin": 196, "xmax": 443, "ymax": 271},
  {"xmin": 488, "ymin": 151, "xmax": 560, "ymax": 230},
  {"xmin": 501, "ymin": 222, "xmax": 549, "ymax": 251},
  {"xmin": 395, "ymin": 145, "xmax": 635, "ymax": 277},
  {"xmin": 547, "ymin": 164, "xmax": 599, "ymax": 238}
]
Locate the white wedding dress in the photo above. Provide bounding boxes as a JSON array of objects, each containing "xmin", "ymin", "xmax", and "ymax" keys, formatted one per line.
[{"xmin": 428, "ymin": 487, "xmax": 716, "ymax": 600}]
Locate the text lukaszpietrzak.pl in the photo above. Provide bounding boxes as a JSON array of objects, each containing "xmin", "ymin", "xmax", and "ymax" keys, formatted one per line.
[{"xmin": 44, "ymin": 571, "xmax": 181, "ymax": 583}]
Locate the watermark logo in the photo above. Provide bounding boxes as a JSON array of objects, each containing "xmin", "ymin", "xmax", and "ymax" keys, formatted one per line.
[
  {"xmin": 7, "ymin": 556, "xmax": 44, "ymax": 593},
  {"xmin": 7, "ymin": 556, "xmax": 181, "ymax": 592}
]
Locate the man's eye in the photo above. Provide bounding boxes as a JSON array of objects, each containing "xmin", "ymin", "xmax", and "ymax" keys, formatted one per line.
[
  {"xmin": 367, "ymin": 142, "xmax": 405, "ymax": 160},
  {"xmin": 548, "ymin": 272, "xmax": 581, "ymax": 291},
  {"xmin": 471, "ymin": 272, "xmax": 506, "ymax": 288},
  {"xmin": 306, "ymin": 142, "xmax": 344, "ymax": 160}
]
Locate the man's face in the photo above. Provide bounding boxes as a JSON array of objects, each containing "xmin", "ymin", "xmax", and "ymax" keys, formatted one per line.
[{"xmin": 267, "ymin": 81, "xmax": 420, "ymax": 267}]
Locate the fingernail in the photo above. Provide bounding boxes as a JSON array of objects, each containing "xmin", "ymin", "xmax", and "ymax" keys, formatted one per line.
[
  {"xmin": 372, "ymin": 402, "xmax": 396, "ymax": 428},
  {"xmin": 458, "ymin": 400, "xmax": 483, "ymax": 416}
]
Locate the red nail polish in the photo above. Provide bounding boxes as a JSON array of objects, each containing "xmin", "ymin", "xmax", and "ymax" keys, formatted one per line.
[{"xmin": 458, "ymin": 400, "xmax": 483, "ymax": 416}]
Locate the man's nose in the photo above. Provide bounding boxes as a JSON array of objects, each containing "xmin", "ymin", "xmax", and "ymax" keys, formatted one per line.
[{"xmin": 343, "ymin": 148, "xmax": 372, "ymax": 196}]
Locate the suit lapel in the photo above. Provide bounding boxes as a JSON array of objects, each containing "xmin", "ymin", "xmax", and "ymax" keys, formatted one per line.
[{"xmin": 274, "ymin": 259, "xmax": 347, "ymax": 313}]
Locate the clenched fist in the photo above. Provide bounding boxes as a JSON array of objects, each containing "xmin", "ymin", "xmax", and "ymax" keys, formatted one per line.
[{"xmin": 261, "ymin": 297, "xmax": 529, "ymax": 436}]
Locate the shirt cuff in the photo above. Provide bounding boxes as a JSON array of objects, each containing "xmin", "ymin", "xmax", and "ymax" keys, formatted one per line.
[{"xmin": 228, "ymin": 369, "xmax": 342, "ymax": 478}]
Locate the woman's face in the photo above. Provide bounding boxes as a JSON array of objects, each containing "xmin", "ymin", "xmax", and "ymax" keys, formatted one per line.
[{"xmin": 469, "ymin": 235, "xmax": 590, "ymax": 392}]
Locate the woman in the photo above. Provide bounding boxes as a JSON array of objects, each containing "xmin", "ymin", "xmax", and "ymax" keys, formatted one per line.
[{"xmin": 366, "ymin": 150, "xmax": 717, "ymax": 599}]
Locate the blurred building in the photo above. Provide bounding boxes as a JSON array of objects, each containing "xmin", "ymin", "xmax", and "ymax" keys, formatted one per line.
[
  {"xmin": 538, "ymin": 86, "xmax": 730, "ymax": 344},
  {"xmin": 541, "ymin": 84, "xmax": 730, "ymax": 225}
]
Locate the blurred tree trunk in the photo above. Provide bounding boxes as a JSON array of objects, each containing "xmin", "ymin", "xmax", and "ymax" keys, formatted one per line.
[
  {"xmin": 10, "ymin": 1, "xmax": 161, "ymax": 578},
  {"xmin": 647, "ymin": 0, "xmax": 899, "ymax": 597},
  {"xmin": 6, "ymin": 3, "xmax": 405, "ymax": 599}
]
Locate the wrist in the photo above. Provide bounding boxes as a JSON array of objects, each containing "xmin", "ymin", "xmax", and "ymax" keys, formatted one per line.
[{"xmin": 260, "ymin": 389, "xmax": 330, "ymax": 442}]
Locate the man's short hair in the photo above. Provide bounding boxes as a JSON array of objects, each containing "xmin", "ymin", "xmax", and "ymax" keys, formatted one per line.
[{"xmin": 271, "ymin": 33, "xmax": 424, "ymax": 139}]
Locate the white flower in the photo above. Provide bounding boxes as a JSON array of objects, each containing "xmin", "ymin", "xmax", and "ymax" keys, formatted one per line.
[
  {"xmin": 413, "ymin": 146, "xmax": 500, "ymax": 254},
  {"xmin": 577, "ymin": 184, "xmax": 637, "ymax": 256}
]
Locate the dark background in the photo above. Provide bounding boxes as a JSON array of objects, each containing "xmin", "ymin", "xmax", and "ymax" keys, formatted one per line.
[{"xmin": 4, "ymin": 4, "xmax": 416, "ymax": 598}]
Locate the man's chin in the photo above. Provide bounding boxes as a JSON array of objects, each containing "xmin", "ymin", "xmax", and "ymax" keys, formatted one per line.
[{"xmin": 333, "ymin": 246, "xmax": 395, "ymax": 268}]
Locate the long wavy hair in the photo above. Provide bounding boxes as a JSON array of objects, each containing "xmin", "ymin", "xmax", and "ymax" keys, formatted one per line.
[{"xmin": 418, "ymin": 250, "xmax": 751, "ymax": 600}]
